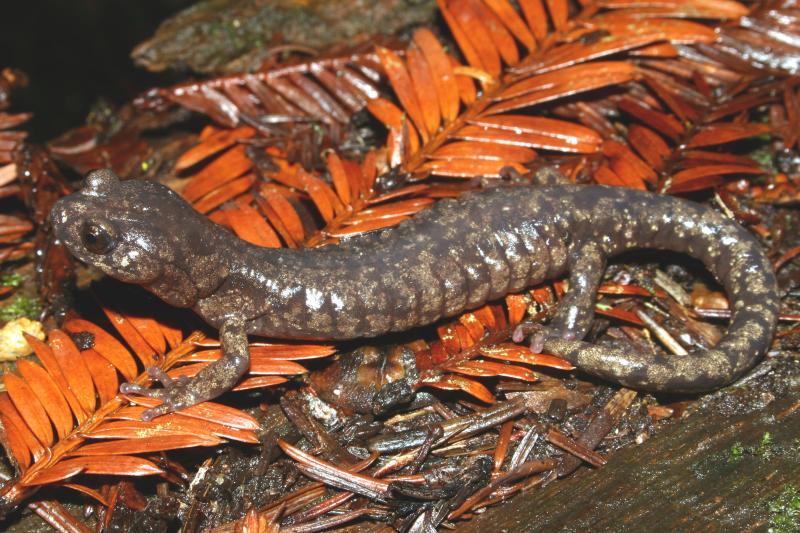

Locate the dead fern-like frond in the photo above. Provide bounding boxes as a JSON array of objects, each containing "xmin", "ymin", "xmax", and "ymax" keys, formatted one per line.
[
  {"xmin": 170, "ymin": 127, "xmax": 440, "ymax": 248},
  {"xmin": 366, "ymin": 5, "xmax": 637, "ymax": 179},
  {"xmin": 135, "ymin": 49, "xmax": 383, "ymax": 144},
  {"xmin": 0, "ymin": 68, "xmax": 34, "ymax": 264},
  {"xmin": 0, "ymin": 68, "xmax": 28, "ymax": 184},
  {"xmin": 596, "ymin": 6, "xmax": 794, "ymax": 193},
  {"xmin": 0, "ymin": 297, "xmax": 335, "ymax": 513},
  {"xmin": 0, "ymin": 323, "xmax": 213, "ymax": 511},
  {"xmin": 367, "ymin": 0, "xmax": 791, "ymax": 193}
]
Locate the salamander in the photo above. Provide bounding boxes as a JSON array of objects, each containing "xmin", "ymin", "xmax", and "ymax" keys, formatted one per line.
[{"xmin": 50, "ymin": 169, "xmax": 779, "ymax": 420}]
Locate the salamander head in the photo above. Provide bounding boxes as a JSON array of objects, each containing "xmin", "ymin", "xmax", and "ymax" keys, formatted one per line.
[{"xmin": 50, "ymin": 169, "xmax": 217, "ymax": 307}]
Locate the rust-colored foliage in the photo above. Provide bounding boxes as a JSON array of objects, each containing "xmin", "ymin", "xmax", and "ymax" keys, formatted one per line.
[
  {"xmin": 415, "ymin": 293, "xmax": 574, "ymax": 403},
  {"xmin": 135, "ymin": 48, "xmax": 384, "ymax": 145},
  {"xmin": 366, "ymin": 0, "xmax": 787, "ymax": 192},
  {"xmin": 0, "ymin": 299, "xmax": 335, "ymax": 512},
  {"xmin": 0, "ymin": 69, "xmax": 28, "ymax": 186},
  {"xmin": 173, "ymin": 124, "xmax": 445, "ymax": 247},
  {"xmin": 0, "ymin": 68, "xmax": 34, "ymax": 263},
  {"xmin": 0, "ymin": 69, "xmax": 74, "ymax": 302},
  {"xmin": 47, "ymin": 123, "xmax": 153, "ymax": 178}
]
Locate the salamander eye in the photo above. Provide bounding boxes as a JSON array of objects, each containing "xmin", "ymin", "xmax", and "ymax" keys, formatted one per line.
[{"xmin": 80, "ymin": 221, "xmax": 116, "ymax": 255}]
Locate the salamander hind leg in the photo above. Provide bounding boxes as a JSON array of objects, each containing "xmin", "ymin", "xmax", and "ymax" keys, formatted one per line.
[
  {"xmin": 513, "ymin": 241, "xmax": 605, "ymax": 353},
  {"xmin": 120, "ymin": 319, "xmax": 250, "ymax": 420}
]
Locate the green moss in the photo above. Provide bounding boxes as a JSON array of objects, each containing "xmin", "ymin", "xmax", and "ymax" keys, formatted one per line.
[
  {"xmin": 729, "ymin": 442, "xmax": 744, "ymax": 462},
  {"xmin": 749, "ymin": 143, "xmax": 776, "ymax": 171},
  {"xmin": 758, "ymin": 432, "xmax": 775, "ymax": 459},
  {"xmin": 768, "ymin": 485, "xmax": 800, "ymax": 533},
  {"xmin": 0, "ymin": 295, "xmax": 42, "ymax": 321},
  {"xmin": 727, "ymin": 433, "xmax": 777, "ymax": 462},
  {"xmin": 0, "ymin": 273, "xmax": 23, "ymax": 288},
  {"xmin": 0, "ymin": 273, "xmax": 39, "ymax": 320}
]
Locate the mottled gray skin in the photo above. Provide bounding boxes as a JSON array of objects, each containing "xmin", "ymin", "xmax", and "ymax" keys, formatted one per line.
[{"xmin": 51, "ymin": 169, "xmax": 779, "ymax": 419}]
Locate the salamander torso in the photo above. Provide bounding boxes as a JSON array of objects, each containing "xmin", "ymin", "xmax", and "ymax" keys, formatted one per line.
[{"xmin": 51, "ymin": 169, "xmax": 779, "ymax": 419}]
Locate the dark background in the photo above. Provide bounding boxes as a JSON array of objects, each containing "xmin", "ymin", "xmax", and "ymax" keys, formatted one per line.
[{"xmin": 0, "ymin": 0, "xmax": 194, "ymax": 141}]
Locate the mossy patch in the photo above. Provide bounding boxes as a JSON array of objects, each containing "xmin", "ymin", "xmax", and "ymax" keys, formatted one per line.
[
  {"xmin": 0, "ymin": 295, "xmax": 42, "ymax": 321},
  {"xmin": 768, "ymin": 484, "xmax": 800, "ymax": 533},
  {"xmin": 0, "ymin": 273, "xmax": 24, "ymax": 288}
]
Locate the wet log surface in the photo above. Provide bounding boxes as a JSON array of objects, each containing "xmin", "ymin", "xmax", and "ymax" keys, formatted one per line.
[
  {"xmin": 132, "ymin": 0, "xmax": 439, "ymax": 73},
  {"xmin": 458, "ymin": 382, "xmax": 800, "ymax": 532}
]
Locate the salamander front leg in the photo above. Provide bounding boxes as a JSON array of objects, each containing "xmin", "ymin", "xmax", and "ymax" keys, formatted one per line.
[
  {"xmin": 514, "ymin": 242, "xmax": 605, "ymax": 352},
  {"xmin": 120, "ymin": 319, "xmax": 250, "ymax": 421}
]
